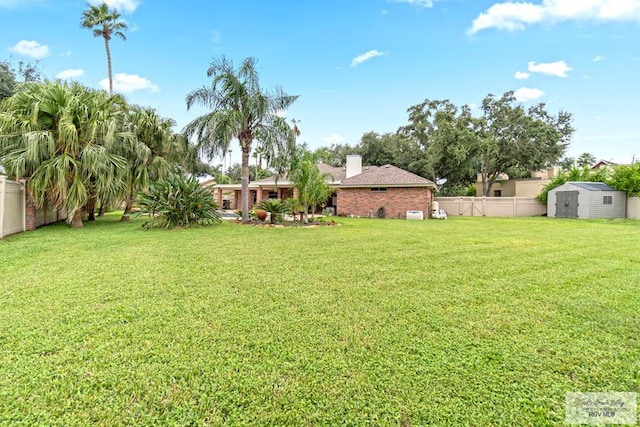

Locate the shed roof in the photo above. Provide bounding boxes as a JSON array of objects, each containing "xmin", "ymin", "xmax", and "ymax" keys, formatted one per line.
[{"xmin": 565, "ymin": 182, "xmax": 617, "ymax": 191}]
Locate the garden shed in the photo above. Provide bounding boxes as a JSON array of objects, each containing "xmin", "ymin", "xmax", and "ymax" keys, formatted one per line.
[{"xmin": 547, "ymin": 182, "xmax": 626, "ymax": 219}]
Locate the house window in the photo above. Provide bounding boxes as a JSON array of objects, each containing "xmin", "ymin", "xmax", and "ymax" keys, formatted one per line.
[
  {"xmin": 268, "ymin": 191, "xmax": 278, "ymax": 199},
  {"xmin": 371, "ymin": 188, "xmax": 387, "ymax": 192},
  {"xmin": 493, "ymin": 190, "xmax": 502, "ymax": 197},
  {"xmin": 603, "ymin": 195, "xmax": 613, "ymax": 205}
]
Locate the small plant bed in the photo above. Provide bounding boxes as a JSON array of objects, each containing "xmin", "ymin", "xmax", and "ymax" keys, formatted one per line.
[
  {"xmin": 234, "ymin": 198, "xmax": 340, "ymax": 227},
  {"xmin": 233, "ymin": 217, "xmax": 340, "ymax": 227}
]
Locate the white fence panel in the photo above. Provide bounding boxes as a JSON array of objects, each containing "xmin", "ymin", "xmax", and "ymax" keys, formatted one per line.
[
  {"xmin": 434, "ymin": 197, "xmax": 546, "ymax": 217},
  {"xmin": 0, "ymin": 176, "xmax": 25, "ymax": 239}
]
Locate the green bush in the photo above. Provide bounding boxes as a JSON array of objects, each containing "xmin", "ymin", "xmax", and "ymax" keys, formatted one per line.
[
  {"xmin": 137, "ymin": 174, "xmax": 221, "ymax": 229},
  {"xmin": 609, "ymin": 162, "xmax": 640, "ymax": 196},
  {"xmin": 255, "ymin": 199, "xmax": 292, "ymax": 224}
]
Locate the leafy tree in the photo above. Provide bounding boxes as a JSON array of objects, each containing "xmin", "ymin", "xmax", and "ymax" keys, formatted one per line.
[
  {"xmin": 0, "ymin": 61, "xmax": 14, "ymax": 100},
  {"xmin": 81, "ymin": 2, "xmax": 128, "ymax": 96},
  {"xmin": 136, "ymin": 174, "xmax": 221, "ymax": 229},
  {"xmin": 356, "ymin": 131, "xmax": 429, "ymax": 178},
  {"xmin": 577, "ymin": 152, "xmax": 596, "ymax": 168},
  {"xmin": 313, "ymin": 143, "xmax": 356, "ymax": 167},
  {"xmin": 0, "ymin": 80, "xmax": 127, "ymax": 227},
  {"xmin": 399, "ymin": 100, "xmax": 479, "ymax": 192},
  {"xmin": 609, "ymin": 162, "xmax": 640, "ymax": 196},
  {"xmin": 289, "ymin": 152, "xmax": 333, "ymax": 223},
  {"xmin": 0, "ymin": 58, "xmax": 42, "ymax": 100},
  {"xmin": 475, "ymin": 92, "xmax": 574, "ymax": 196},
  {"xmin": 226, "ymin": 163, "xmax": 242, "ymax": 183},
  {"xmin": 399, "ymin": 92, "xmax": 573, "ymax": 196},
  {"xmin": 184, "ymin": 56, "xmax": 297, "ymax": 222},
  {"xmin": 557, "ymin": 156, "xmax": 576, "ymax": 170}
]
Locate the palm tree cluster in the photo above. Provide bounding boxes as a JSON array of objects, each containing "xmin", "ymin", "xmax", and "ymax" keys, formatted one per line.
[
  {"xmin": 0, "ymin": 80, "xmax": 201, "ymax": 227},
  {"xmin": 2, "ymin": 0, "xmax": 301, "ymax": 229}
]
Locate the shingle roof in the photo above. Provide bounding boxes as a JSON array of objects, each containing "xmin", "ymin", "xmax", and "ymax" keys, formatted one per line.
[
  {"xmin": 317, "ymin": 163, "xmax": 346, "ymax": 182},
  {"xmin": 341, "ymin": 164, "xmax": 436, "ymax": 187},
  {"xmin": 567, "ymin": 181, "xmax": 617, "ymax": 191},
  {"xmin": 253, "ymin": 163, "xmax": 344, "ymax": 185},
  {"xmin": 242, "ymin": 163, "xmax": 435, "ymax": 188}
]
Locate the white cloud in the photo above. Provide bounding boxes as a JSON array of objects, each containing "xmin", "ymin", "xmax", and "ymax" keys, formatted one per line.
[
  {"xmin": 469, "ymin": 0, "xmax": 640, "ymax": 34},
  {"xmin": 514, "ymin": 71, "xmax": 530, "ymax": 80},
  {"xmin": 351, "ymin": 50, "xmax": 386, "ymax": 67},
  {"xmin": 390, "ymin": 0, "xmax": 433, "ymax": 7},
  {"xmin": 514, "ymin": 87, "xmax": 544, "ymax": 102},
  {"xmin": 9, "ymin": 40, "xmax": 49, "ymax": 59},
  {"xmin": 99, "ymin": 73, "xmax": 159, "ymax": 93},
  {"xmin": 89, "ymin": 0, "xmax": 139, "ymax": 13},
  {"xmin": 593, "ymin": 55, "xmax": 605, "ymax": 62},
  {"xmin": 325, "ymin": 133, "xmax": 345, "ymax": 143},
  {"xmin": 55, "ymin": 69, "xmax": 84, "ymax": 79},
  {"xmin": 528, "ymin": 60, "xmax": 571, "ymax": 77}
]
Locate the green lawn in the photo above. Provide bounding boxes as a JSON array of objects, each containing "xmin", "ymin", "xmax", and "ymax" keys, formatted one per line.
[{"xmin": 1, "ymin": 215, "xmax": 638, "ymax": 425}]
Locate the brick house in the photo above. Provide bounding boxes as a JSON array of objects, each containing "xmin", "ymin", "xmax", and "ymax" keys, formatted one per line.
[
  {"xmin": 336, "ymin": 156, "xmax": 436, "ymax": 218},
  {"xmin": 211, "ymin": 155, "xmax": 437, "ymax": 219}
]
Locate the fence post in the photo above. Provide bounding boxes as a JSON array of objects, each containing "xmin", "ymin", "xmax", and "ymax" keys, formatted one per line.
[{"xmin": 0, "ymin": 176, "xmax": 5, "ymax": 239}]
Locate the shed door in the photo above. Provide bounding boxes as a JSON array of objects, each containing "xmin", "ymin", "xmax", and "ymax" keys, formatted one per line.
[{"xmin": 555, "ymin": 191, "xmax": 579, "ymax": 218}]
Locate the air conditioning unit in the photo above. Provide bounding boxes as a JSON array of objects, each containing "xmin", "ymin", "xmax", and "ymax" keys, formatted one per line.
[
  {"xmin": 324, "ymin": 207, "xmax": 335, "ymax": 216},
  {"xmin": 406, "ymin": 210, "xmax": 424, "ymax": 220}
]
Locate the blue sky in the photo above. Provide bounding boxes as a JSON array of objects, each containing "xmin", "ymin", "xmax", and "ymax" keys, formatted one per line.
[{"xmin": 2, "ymin": 0, "xmax": 639, "ymax": 168}]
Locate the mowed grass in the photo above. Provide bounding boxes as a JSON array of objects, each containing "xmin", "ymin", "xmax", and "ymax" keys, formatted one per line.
[{"xmin": 0, "ymin": 215, "xmax": 638, "ymax": 426}]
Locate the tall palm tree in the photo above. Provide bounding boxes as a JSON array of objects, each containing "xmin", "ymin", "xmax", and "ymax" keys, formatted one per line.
[
  {"xmin": 289, "ymin": 152, "xmax": 333, "ymax": 223},
  {"xmin": 81, "ymin": 2, "xmax": 127, "ymax": 96},
  {"xmin": 577, "ymin": 152, "xmax": 596, "ymax": 168},
  {"xmin": 184, "ymin": 56, "xmax": 298, "ymax": 222},
  {"xmin": 0, "ymin": 80, "xmax": 127, "ymax": 227}
]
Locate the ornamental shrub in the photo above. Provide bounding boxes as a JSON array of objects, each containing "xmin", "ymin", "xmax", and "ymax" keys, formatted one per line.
[{"xmin": 137, "ymin": 174, "xmax": 221, "ymax": 229}]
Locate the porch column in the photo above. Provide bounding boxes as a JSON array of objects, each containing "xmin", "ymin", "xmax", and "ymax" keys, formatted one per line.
[
  {"xmin": 255, "ymin": 187, "xmax": 262, "ymax": 204},
  {"xmin": 216, "ymin": 188, "xmax": 223, "ymax": 209}
]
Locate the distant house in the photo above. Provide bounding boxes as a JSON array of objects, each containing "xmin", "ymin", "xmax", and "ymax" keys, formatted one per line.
[
  {"xmin": 590, "ymin": 160, "xmax": 618, "ymax": 170},
  {"xmin": 474, "ymin": 167, "xmax": 560, "ymax": 198},
  {"xmin": 210, "ymin": 155, "xmax": 438, "ymax": 219},
  {"xmin": 547, "ymin": 182, "xmax": 626, "ymax": 219}
]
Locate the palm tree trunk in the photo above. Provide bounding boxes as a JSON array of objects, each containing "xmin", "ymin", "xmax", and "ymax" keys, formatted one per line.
[
  {"xmin": 120, "ymin": 189, "xmax": 133, "ymax": 221},
  {"xmin": 70, "ymin": 210, "xmax": 84, "ymax": 228},
  {"xmin": 241, "ymin": 142, "xmax": 251, "ymax": 222},
  {"xmin": 86, "ymin": 195, "xmax": 97, "ymax": 221},
  {"xmin": 104, "ymin": 36, "xmax": 113, "ymax": 95}
]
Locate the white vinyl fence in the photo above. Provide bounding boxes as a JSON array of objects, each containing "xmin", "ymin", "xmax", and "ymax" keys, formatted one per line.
[
  {"xmin": 435, "ymin": 196, "xmax": 547, "ymax": 217},
  {"xmin": 0, "ymin": 176, "xmax": 26, "ymax": 239},
  {"xmin": 627, "ymin": 197, "xmax": 640, "ymax": 219}
]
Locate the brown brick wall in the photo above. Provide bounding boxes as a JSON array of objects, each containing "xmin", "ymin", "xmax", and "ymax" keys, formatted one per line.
[
  {"xmin": 337, "ymin": 187, "xmax": 432, "ymax": 219},
  {"xmin": 24, "ymin": 184, "xmax": 37, "ymax": 231}
]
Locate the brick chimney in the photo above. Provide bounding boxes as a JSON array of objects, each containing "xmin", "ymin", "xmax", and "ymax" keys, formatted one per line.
[{"xmin": 346, "ymin": 155, "xmax": 362, "ymax": 179}]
